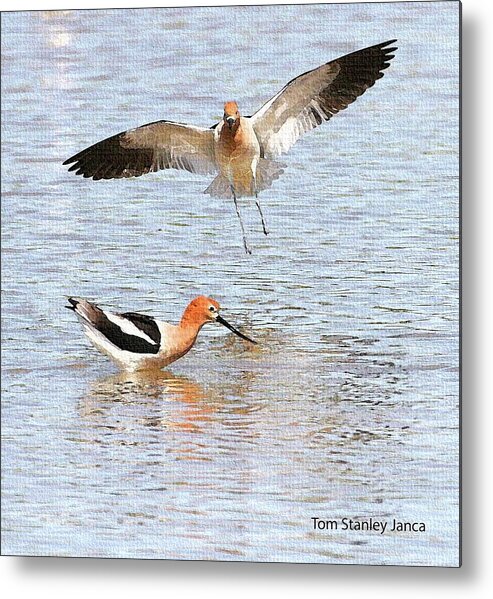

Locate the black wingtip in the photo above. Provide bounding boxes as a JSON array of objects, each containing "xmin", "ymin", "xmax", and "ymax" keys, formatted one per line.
[{"xmin": 379, "ymin": 39, "xmax": 398, "ymax": 53}]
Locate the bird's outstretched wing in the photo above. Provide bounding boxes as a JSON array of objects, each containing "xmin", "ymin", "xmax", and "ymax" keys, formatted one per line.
[
  {"xmin": 250, "ymin": 40, "xmax": 397, "ymax": 158},
  {"xmin": 63, "ymin": 120, "xmax": 217, "ymax": 180}
]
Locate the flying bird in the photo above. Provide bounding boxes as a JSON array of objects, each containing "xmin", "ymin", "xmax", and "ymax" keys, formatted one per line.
[
  {"xmin": 64, "ymin": 40, "xmax": 397, "ymax": 253},
  {"xmin": 67, "ymin": 296, "xmax": 256, "ymax": 372}
]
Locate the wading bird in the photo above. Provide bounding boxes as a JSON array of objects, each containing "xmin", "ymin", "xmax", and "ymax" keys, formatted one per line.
[
  {"xmin": 67, "ymin": 296, "xmax": 256, "ymax": 372},
  {"xmin": 64, "ymin": 40, "xmax": 397, "ymax": 253}
]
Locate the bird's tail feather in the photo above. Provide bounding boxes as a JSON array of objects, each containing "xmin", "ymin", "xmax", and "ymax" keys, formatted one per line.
[
  {"xmin": 66, "ymin": 297, "xmax": 101, "ymax": 327},
  {"xmin": 203, "ymin": 174, "xmax": 233, "ymax": 198},
  {"xmin": 203, "ymin": 159, "xmax": 285, "ymax": 198},
  {"xmin": 255, "ymin": 158, "xmax": 285, "ymax": 193}
]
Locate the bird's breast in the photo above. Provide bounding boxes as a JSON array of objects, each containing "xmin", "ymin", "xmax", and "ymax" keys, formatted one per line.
[
  {"xmin": 157, "ymin": 324, "xmax": 198, "ymax": 366},
  {"xmin": 217, "ymin": 119, "xmax": 260, "ymax": 163}
]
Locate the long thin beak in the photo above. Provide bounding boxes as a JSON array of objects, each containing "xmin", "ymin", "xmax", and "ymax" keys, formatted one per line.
[{"xmin": 216, "ymin": 315, "xmax": 257, "ymax": 344}]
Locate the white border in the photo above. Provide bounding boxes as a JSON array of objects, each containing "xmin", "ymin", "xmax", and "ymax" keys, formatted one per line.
[{"xmin": 2, "ymin": 0, "xmax": 492, "ymax": 596}]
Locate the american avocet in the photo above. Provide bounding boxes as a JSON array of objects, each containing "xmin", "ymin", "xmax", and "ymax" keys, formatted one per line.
[
  {"xmin": 67, "ymin": 296, "xmax": 256, "ymax": 372},
  {"xmin": 64, "ymin": 40, "xmax": 397, "ymax": 253}
]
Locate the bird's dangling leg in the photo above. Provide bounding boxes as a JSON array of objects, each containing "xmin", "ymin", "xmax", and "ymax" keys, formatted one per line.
[
  {"xmin": 255, "ymin": 192, "xmax": 269, "ymax": 236},
  {"xmin": 231, "ymin": 187, "xmax": 252, "ymax": 254}
]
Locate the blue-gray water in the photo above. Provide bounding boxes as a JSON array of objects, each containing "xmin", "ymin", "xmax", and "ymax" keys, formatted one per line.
[{"xmin": 1, "ymin": 2, "xmax": 459, "ymax": 565}]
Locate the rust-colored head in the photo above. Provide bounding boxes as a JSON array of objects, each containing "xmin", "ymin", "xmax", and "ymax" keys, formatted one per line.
[
  {"xmin": 223, "ymin": 101, "xmax": 240, "ymax": 129},
  {"xmin": 181, "ymin": 296, "xmax": 220, "ymax": 328},
  {"xmin": 180, "ymin": 296, "xmax": 257, "ymax": 344}
]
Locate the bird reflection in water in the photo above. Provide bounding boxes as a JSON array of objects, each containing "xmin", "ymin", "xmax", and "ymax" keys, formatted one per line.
[{"xmin": 79, "ymin": 369, "xmax": 218, "ymax": 434}]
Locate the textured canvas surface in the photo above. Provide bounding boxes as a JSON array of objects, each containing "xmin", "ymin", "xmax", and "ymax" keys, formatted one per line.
[{"xmin": 1, "ymin": 1, "xmax": 460, "ymax": 566}]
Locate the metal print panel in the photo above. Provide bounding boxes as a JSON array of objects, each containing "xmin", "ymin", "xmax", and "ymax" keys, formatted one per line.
[{"xmin": 1, "ymin": 1, "xmax": 460, "ymax": 566}]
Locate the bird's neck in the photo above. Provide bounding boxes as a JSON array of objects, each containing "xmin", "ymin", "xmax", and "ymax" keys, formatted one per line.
[
  {"xmin": 221, "ymin": 119, "xmax": 241, "ymax": 137},
  {"xmin": 179, "ymin": 309, "xmax": 206, "ymax": 338},
  {"xmin": 169, "ymin": 317, "xmax": 203, "ymax": 359}
]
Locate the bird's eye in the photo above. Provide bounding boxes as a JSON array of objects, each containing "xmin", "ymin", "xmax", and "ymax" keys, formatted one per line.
[{"xmin": 209, "ymin": 306, "xmax": 216, "ymax": 312}]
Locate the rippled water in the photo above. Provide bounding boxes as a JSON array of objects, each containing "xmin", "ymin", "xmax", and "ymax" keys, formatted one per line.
[{"xmin": 1, "ymin": 3, "xmax": 459, "ymax": 565}]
